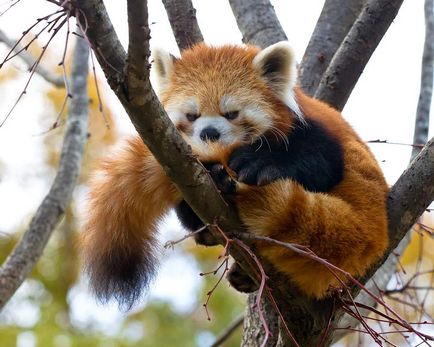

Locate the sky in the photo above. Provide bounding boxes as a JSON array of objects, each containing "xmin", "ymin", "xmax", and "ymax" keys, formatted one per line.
[{"xmin": 0, "ymin": 0, "xmax": 433, "ymax": 343}]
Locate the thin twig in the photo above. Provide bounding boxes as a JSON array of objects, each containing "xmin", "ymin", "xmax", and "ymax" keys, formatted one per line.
[
  {"xmin": 0, "ymin": 24, "xmax": 64, "ymax": 87},
  {"xmin": 0, "ymin": 15, "xmax": 67, "ymax": 127}
]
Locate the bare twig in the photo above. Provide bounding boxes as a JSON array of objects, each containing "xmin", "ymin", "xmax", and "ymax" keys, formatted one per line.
[
  {"xmin": 0, "ymin": 15, "xmax": 67, "ymax": 127},
  {"xmin": 0, "ymin": 0, "xmax": 21, "ymax": 17},
  {"xmin": 299, "ymin": 0, "xmax": 366, "ymax": 96},
  {"xmin": 210, "ymin": 314, "xmax": 244, "ymax": 347},
  {"xmin": 161, "ymin": 0, "xmax": 203, "ymax": 51},
  {"xmin": 0, "ymin": 32, "xmax": 89, "ymax": 309},
  {"xmin": 0, "ymin": 28, "xmax": 64, "ymax": 87},
  {"xmin": 228, "ymin": 0, "xmax": 287, "ymax": 48},
  {"xmin": 367, "ymin": 139, "xmax": 425, "ymax": 148},
  {"xmin": 314, "ymin": 0, "xmax": 405, "ymax": 110},
  {"xmin": 411, "ymin": 0, "xmax": 434, "ymax": 161}
]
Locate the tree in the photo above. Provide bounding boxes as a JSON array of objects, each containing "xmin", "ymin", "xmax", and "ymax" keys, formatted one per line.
[{"xmin": 0, "ymin": 0, "xmax": 433, "ymax": 346}]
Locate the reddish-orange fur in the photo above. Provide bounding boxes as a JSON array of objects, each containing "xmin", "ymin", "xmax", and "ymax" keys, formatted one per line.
[
  {"xmin": 236, "ymin": 89, "xmax": 388, "ymax": 297},
  {"xmin": 82, "ymin": 43, "xmax": 388, "ymax": 301}
]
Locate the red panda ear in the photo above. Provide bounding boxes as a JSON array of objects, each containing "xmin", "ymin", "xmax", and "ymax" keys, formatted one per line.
[
  {"xmin": 253, "ymin": 42, "xmax": 303, "ymax": 119},
  {"xmin": 152, "ymin": 48, "xmax": 178, "ymax": 92},
  {"xmin": 252, "ymin": 41, "xmax": 297, "ymax": 100}
]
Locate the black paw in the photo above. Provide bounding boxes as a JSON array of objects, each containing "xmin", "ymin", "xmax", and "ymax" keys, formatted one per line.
[
  {"xmin": 228, "ymin": 145, "xmax": 283, "ymax": 186},
  {"xmin": 194, "ymin": 228, "xmax": 219, "ymax": 246},
  {"xmin": 203, "ymin": 162, "xmax": 236, "ymax": 195},
  {"xmin": 227, "ymin": 263, "xmax": 259, "ymax": 293},
  {"xmin": 175, "ymin": 200, "xmax": 219, "ymax": 246}
]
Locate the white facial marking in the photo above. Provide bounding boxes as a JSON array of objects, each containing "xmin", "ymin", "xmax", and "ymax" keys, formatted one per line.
[
  {"xmin": 165, "ymin": 97, "xmax": 199, "ymax": 124},
  {"xmin": 192, "ymin": 116, "xmax": 236, "ymax": 145},
  {"xmin": 220, "ymin": 94, "xmax": 240, "ymax": 113},
  {"xmin": 283, "ymin": 90, "xmax": 305, "ymax": 123},
  {"xmin": 244, "ymin": 105, "xmax": 272, "ymax": 131}
]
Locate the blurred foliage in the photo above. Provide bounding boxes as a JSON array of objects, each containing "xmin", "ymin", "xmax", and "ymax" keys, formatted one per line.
[{"xmin": 0, "ymin": 40, "xmax": 245, "ymax": 347}]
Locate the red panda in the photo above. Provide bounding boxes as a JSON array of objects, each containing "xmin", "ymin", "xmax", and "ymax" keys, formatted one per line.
[{"xmin": 82, "ymin": 42, "xmax": 389, "ymax": 307}]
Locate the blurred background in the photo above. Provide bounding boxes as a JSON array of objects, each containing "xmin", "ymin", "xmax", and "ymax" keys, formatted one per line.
[{"xmin": 0, "ymin": 0, "xmax": 433, "ymax": 346}]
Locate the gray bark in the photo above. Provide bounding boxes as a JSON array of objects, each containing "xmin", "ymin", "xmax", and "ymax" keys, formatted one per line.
[
  {"xmin": 298, "ymin": 0, "xmax": 366, "ymax": 96},
  {"xmin": 314, "ymin": 0, "xmax": 405, "ymax": 111},
  {"xmin": 161, "ymin": 0, "xmax": 203, "ymax": 51},
  {"xmin": 241, "ymin": 294, "xmax": 280, "ymax": 347},
  {"xmin": 411, "ymin": 0, "xmax": 434, "ymax": 161},
  {"xmin": 0, "ymin": 33, "xmax": 89, "ymax": 309},
  {"xmin": 228, "ymin": 0, "xmax": 287, "ymax": 48}
]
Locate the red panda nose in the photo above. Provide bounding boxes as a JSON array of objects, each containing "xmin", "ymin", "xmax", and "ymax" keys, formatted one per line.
[{"xmin": 200, "ymin": 127, "xmax": 220, "ymax": 142}]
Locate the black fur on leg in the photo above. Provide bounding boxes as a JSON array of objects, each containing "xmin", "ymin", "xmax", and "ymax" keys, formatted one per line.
[
  {"xmin": 227, "ymin": 262, "xmax": 259, "ymax": 293},
  {"xmin": 175, "ymin": 200, "xmax": 219, "ymax": 246}
]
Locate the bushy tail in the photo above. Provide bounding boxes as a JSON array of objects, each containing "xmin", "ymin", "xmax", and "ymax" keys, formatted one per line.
[{"xmin": 81, "ymin": 137, "xmax": 181, "ymax": 308}]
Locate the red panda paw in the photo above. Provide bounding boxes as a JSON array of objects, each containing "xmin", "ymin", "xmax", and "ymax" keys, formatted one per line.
[
  {"xmin": 203, "ymin": 162, "xmax": 236, "ymax": 196},
  {"xmin": 194, "ymin": 228, "xmax": 220, "ymax": 246},
  {"xmin": 228, "ymin": 146, "xmax": 282, "ymax": 186},
  {"xmin": 227, "ymin": 262, "xmax": 259, "ymax": 293}
]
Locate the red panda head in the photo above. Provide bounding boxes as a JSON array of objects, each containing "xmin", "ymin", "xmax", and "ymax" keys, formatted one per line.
[{"xmin": 153, "ymin": 42, "xmax": 302, "ymax": 154}]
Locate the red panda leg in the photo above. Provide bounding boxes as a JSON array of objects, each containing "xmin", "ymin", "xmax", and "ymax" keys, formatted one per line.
[
  {"xmin": 235, "ymin": 180, "xmax": 388, "ymax": 298},
  {"xmin": 82, "ymin": 136, "xmax": 181, "ymax": 307}
]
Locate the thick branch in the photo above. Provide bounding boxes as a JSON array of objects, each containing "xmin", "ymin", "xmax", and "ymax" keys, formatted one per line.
[
  {"xmin": 126, "ymin": 0, "xmax": 151, "ymax": 104},
  {"xmin": 0, "ymin": 34, "xmax": 89, "ymax": 309},
  {"xmin": 298, "ymin": 0, "xmax": 366, "ymax": 96},
  {"xmin": 314, "ymin": 0, "xmax": 405, "ymax": 110},
  {"xmin": 72, "ymin": 0, "xmax": 125, "ymax": 93},
  {"xmin": 161, "ymin": 0, "xmax": 203, "ymax": 51},
  {"xmin": 411, "ymin": 0, "xmax": 434, "ymax": 161},
  {"xmin": 386, "ymin": 137, "xmax": 434, "ymax": 250},
  {"xmin": 0, "ymin": 29, "xmax": 64, "ymax": 87},
  {"xmin": 228, "ymin": 0, "xmax": 287, "ymax": 48}
]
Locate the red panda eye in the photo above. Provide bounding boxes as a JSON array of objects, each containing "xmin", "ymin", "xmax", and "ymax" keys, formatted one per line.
[
  {"xmin": 186, "ymin": 113, "xmax": 200, "ymax": 122},
  {"xmin": 223, "ymin": 111, "xmax": 239, "ymax": 120}
]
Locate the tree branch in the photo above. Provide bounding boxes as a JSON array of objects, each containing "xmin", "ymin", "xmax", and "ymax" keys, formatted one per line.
[
  {"xmin": 161, "ymin": 0, "xmax": 203, "ymax": 51},
  {"xmin": 387, "ymin": 137, "xmax": 434, "ymax": 250},
  {"xmin": 0, "ymin": 33, "xmax": 89, "ymax": 309},
  {"xmin": 126, "ymin": 0, "xmax": 151, "ymax": 104},
  {"xmin": 411, "ymin": 0, "xmax": 434, "ymax": 161},
  {"xmin": 228, "ymin": 0, "xmax": 287, "ymax": 48},
  {"xmin": 0, "ymin": 28, "xmax": 64, "ymax": 87},
  {"xmin": 72, "ymin": 0, "xmax": 125, "ymax": 93},
  {"xmin": 314, "ymin": 0, "xmax": 405, "ymax": 110},
  {"xmin": 298, "ymin": 0, "xmax": 366, "ymax": 96}
]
